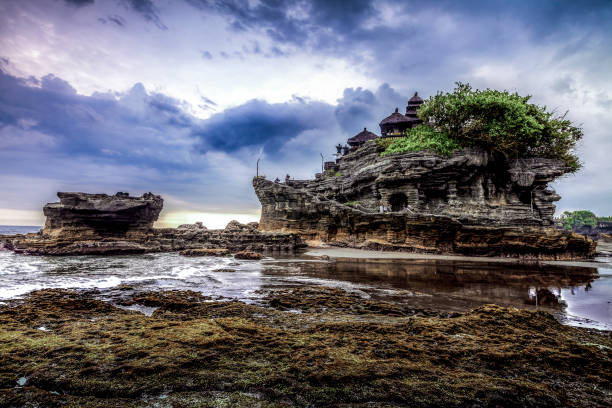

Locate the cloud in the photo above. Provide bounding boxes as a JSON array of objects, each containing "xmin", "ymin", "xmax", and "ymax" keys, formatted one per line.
[
  {"xmin": 0, "ymin": 69, "xmax": 413, "ymax": 220},
  {"xmin": 192, "ymin": 97, "xmax": 336, "ymax": 155},
  {"xmin": 0, "ymin": 69, "xmax": 197, "ymax": 174},
  {"xmin": 107, "ymin": 15, "xmax": 126, "ymax": 27},
  {"xmin": 121, "ymin": 0, "xmax": 167, "ymax": 30},
  {"xmin": 63, "ymin": 0, "xmax": 94, "ymax": 6},
  {"xmin": 334, "ymin": 84, "xmax": 407, "ymax": 135}
]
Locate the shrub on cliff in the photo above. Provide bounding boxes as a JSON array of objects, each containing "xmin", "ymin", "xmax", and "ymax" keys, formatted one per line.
[
  {"xmin": 381, "ymin": 125, "xmax": 459, "ymax": 157},
  {"xmin": 382, "ymin": 83, "xmax": 583, "ymax": 172}
]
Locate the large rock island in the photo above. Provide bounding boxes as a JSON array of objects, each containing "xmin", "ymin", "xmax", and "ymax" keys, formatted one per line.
[
  {"xmin": 2, "ymin": 192, "xmax": 303, "ymax": 255},
  {"xmin": 254, "ymin": 142, "xmax": 595, "ymax": 259}
]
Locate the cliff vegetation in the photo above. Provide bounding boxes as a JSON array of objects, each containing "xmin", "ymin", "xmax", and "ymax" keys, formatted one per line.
[
  {"xmin": 381, "ymin": 83, "xmax": 583, "ymax": 172},
  {"xmin": 560, "ymin": 210, "xmax": 612, "ymax": 230}
]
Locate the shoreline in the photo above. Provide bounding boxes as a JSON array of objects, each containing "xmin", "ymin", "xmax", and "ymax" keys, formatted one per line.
[{"xmin": 305, "ymin": 247, "xmax": 612, "ymax": 270}]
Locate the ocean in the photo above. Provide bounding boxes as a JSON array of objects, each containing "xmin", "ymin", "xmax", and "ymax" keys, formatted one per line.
[{"xmin": 0, "ymin": 225, "xmax": 42, "ymax": 235}]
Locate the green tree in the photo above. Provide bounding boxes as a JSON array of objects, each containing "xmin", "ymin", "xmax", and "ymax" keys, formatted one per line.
[
  {"xmin": 414, "ymin": 82, "xmax": 583, "ymax": 172},
  {"xmin": 560, "ymin": 210, "xmax": 597, "ymax": 230}
]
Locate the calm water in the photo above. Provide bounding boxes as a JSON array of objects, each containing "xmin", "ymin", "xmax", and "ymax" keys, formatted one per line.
[
  {"xmin": 0, "ymin": 225, "xmax": 41, "ymax": 235},
  {"xmin": 1, "ymin": 225, "xmax": 610, "ymax": 330}
]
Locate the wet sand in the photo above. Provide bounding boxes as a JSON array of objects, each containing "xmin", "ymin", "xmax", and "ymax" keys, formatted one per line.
[{"xmin": 305, "ymin": 247, "xmax": 612, "ymax": 270}]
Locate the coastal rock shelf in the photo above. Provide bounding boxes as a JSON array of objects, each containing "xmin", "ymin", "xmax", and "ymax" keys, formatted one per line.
[
  {"xmin": 253, "ymin": 143, "xmax": 595, "ymax": 260},
  {"xmin": 1, "ymin": 192, "xmax": 303, "ymax": 255}
]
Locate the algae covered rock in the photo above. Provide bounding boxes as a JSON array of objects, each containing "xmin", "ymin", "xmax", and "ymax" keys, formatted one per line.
[
  {"xmin": 180, "ymin": 248, "xmax": 230, "ymax": 256},
  {"xmin": 0, "ymin": 288, "xmax": 610, "ymax": 407},
  {"xmin": 234, "ymin": 250, "xmax": 263, "ymax": 260}
]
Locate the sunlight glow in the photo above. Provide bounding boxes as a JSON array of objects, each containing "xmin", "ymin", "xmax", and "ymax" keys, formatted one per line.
[{"xmin": 155, "ymin": 210, "xmax": 261, "ymax": 229}]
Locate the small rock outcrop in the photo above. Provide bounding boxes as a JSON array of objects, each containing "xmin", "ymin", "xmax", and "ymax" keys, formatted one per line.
[
  {"xmin": 6, "ymin": 192, "xmax": 162, "ymax": 255},
  {"xmin": 3, "ymin": 193, "xmax": 303, "ymax": 255},
  {"xmin": 253, "ymin": 143, "xmax": 595, "ymax": 260},
  {"xmin": 42, "ymin": 191, "xmax": 163, "ymax": 236},
  {"xmin": 234, "ymin": 250, "xmax": 263, "ymax": 260},
  {"xmin": 180, "ymin": 248, "xmax": 230, "ymax": 257},
  {"xmin": 570, "ymin": 221, "xmax": 612, "ymax": 241}
]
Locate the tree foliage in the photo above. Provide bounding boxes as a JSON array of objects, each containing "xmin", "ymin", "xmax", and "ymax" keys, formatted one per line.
[
  {"xmin": 559, "ymin": 210, "xmax": 597, "ymax": 230},
  {"xmin": 382, "ymin": 82, "xmax": 583, "ymax": 171}
]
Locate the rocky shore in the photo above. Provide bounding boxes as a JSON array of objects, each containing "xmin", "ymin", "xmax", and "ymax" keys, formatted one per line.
[
  {"xmin": 253, "ymin": 143, "xmax": 596, "ymax": 260},
  {"xmin": 0, "ymin": 192, "xmax": 304, "ymax": 256},
  {"xmin": 1, "ymin": 287, "xmax": 610, "ymax": 407}
]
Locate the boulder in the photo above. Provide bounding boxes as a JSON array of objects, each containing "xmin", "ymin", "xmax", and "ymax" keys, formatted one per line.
[{"xmin": 180, "ymin": 248, "xmax": 230, "ymax": 257}]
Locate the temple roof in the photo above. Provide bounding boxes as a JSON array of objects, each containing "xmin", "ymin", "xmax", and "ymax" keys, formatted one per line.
[
  {"xmin": 347, "ymin": 127, "xmax": 378, "ymax": 145},
  {"xmin": 380, "ymin": 108, "xmax": 412, "ymax": 126},
  {"xmin": 408, "ymin": 92, "xmax": 423, "ymax": 104}
]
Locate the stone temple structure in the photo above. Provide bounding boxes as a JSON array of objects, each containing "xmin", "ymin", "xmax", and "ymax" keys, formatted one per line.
[{"xmin": 379, "ymin": 92, "xmax": 424, "ymax": 137}]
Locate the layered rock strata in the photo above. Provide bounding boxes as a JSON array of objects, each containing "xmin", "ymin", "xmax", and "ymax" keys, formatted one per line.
[
  {"xmin": 2, "ymin": 192, "xmax": 303, "ymax": 255},
  {"xmin": 254, "ymin": 143, "xmax": 595, "ymax": 259}
]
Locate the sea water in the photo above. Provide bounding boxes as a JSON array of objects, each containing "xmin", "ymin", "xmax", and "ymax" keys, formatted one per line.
[{"xmin": 1, "ymin": 225, "xmax": 610, "ymax": 330}]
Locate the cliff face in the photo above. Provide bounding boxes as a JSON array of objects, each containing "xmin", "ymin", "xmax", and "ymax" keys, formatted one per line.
[
  {"xmin": 3, "ymin": 192, "xmax": 303, "ymax": 255},
  {"xmin": 253, "ymin": 143, "xmax": 595, "ymax": 259},
  {"xmin": 288, "ymin": 142, "xmax": 566, "ymax": 226}
]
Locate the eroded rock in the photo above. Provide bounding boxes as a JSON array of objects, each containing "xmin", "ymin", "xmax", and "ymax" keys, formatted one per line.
[
  {"xmin": 253, "ymin": 143, "xmax": 596, "ymax": 259},
  {"xmin": 4, "ymin": 193, "xmax": 304, "ymax": 255}
]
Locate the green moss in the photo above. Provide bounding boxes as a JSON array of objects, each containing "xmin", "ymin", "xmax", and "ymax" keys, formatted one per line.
[
  {"xmin": 0, "ymin": 289, "xmax": 610, "ymax": 407},
  {"xmin": 323, "ymin": 169, "xmax": 341, "ymax": 178}
]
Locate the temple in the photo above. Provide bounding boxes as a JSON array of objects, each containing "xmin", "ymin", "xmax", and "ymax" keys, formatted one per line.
[
  {"xmin": 379, "ymin": 92, "xmax": 424, "ymax": 137},
  {"xmin": 347, "ymin": 127, "xmax": 377, "ymax": 151},
  {"xmin": 323, "ymin": 91, "xmax": 425, "ymax": 172}
]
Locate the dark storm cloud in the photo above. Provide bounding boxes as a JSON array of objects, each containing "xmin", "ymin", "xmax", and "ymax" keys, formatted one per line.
[
  {"xmin": 122, "ymin": 0, "xmax": 166, "ymax": 29},
  {"xmin": 107, "ymin": 15, "xmax": 126, "ymax": 27},
  {"xmin": 335, "ymin": 84, "xmax": 410, "ymax": 135},
  {"xmin": 192, "ymin": 98, "xmax": 335, "ymax": 154},
  {"xmin": 187, "ymin": 0, "xmax": 612, "ymax": 47},
  {"xmin": 191, "ymin": 83, "xmax": 411, "ymax": 156},
  {"xmin": 63, "ymin": 0, "xmax": 94, "ymax": 6},
  {"xmin": 0, "ymin": 69, "xmax": 194, "ymax": 169},
  {"xmin": 185, "ymin": 0, "xmax": 375, "ymax": 46},
  {"xmin": 179, "ymin": 0, "xmax": 612, "ymax": 95}
]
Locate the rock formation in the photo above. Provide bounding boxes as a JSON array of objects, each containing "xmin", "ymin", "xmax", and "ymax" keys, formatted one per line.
[
  {"xmin": 570, "ymin": 221, "xmax": 612, "ymax": 241},
  {"xmin": 254, "ymin": 142, "xmax": 595, "ymax": 259},
  {"xmin": 2, "ymin": 192, "xmax": 303, "ymax": 255}
]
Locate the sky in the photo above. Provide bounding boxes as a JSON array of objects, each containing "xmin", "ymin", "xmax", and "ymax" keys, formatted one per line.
[{"xmin": 0, "ymin": 0, "xmax": 611, "ymax": 228}]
